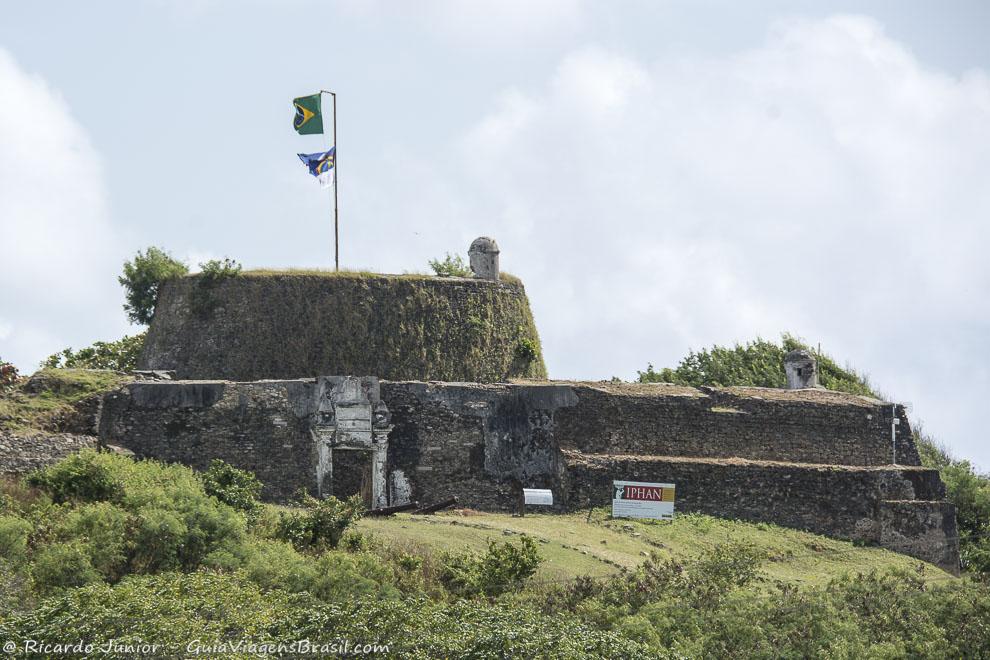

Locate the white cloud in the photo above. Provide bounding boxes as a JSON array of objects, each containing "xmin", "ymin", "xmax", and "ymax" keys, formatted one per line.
[
  {"xmin": 421, "ymin": 0, "xmax": 585, "ymax": 45},
  {"xmin": 450, "ymin": 16, "xmax": 990, "ymax": 467},
  {"xmin": 336, "ymin": 0, "xmax": 585, "ymax": 46},
  {"xmin": 0, "ymin": 49, "xmax": 127, "ymax": 369}
]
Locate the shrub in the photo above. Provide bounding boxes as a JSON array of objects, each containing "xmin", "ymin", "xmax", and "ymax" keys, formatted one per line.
[
  {"xmin": 241, "ymin": 539, "xmax": 318, "ymax": 592},
  {"xmin": 26, "ymin": 451, "xmax": 247, "ymax": 576},
  {"xmin": 190, "ymin": 258, "xmax": 241, "ymax": 318},
  {"xmin": 309, "ymin": 551, "xmax": 400, "ymax": 601},
  {"xmin": 439, "ymin": 536, "xmax": 541, "ymax": 598},
  {"xmin": 276, "ymin": 494, "xmax": 364, "ymax": 551},
  {"xmin": 515, "ymin": 336, "xmax": 540, "ymax": 364},
  {"xmin": 118, "ymin": 247, "xmax": 189, "ymax": 325},
  {"xmin": 428, "ymin": 253, "xmax": 472, "ymax": 277},
  {"xmin": 200, "ymin": 460, "xmax": 262, "ymax": 513},
  {"xmin": 638, "ymin": 333, "xmax": 876, "ymax": 396},
  {"xmin": 545, "ymin": 542, "xmax": 763, "ymax": 618},
  {"xmin": 42, "ymin": 333, "xmax": 146, "ymax": 372},
  {"xmin": 199, "ymin": 257, "xmax": 242, "ymax": 280},
  {"xmin": 55, "ymin": 502, "xmax": 130, "ymax": 581},
  {"xmin": 0, "ymin": 572, "xmax": 653, "ymax": 658},
  {"xmin": 26, "ymin": 450, "xmax": 122, "ymax": 504},
  {"xmin": 244, "ymin": 540, "xmax": 399, "ymax": 602},
  {"xmin": 129, "ymin": 508, "xmax": 188, "ymax": 573},
  {"xmin": 0, "ymin": 558, "xmax": 31, "ymax": 616},
  {"xmin": 31, "ymin": 542, "xmax": 101, "ymax": 594},
  {"xmin": 0, "ymin": 515, "xmax": 33, "ymax": 563}
]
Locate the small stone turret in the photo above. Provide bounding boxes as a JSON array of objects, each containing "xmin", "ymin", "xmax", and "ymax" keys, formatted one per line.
[
  {"xmin": 784, "ymin": 349, "xmax": 819, "ymax": 389},
  {"xmin": 469, "ymin": 236, "xmax": 499, "ymax": 280}
]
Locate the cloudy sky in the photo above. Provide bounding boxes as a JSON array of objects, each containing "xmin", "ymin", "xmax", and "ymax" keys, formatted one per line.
[{"xmin": 1, "ymin": 1, "xmax": 988, "ymax": 468}]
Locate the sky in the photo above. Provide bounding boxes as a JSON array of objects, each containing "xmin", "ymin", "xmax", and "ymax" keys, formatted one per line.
[{"xmin": 1, "ymin": 1, "xmax": 988, "ymax": 468}]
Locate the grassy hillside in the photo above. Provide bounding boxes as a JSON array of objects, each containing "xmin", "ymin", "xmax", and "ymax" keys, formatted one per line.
[
  {"xmin": 359, "ymin": 509, "xmax": 953, "ymax": 588},
  {"xmin": 0, "ymin": 369, "xmax": 127, "ymax": 434},
  {"xmin": 2, "ymin": 451, "xmax": 986, "ymax": 658}
]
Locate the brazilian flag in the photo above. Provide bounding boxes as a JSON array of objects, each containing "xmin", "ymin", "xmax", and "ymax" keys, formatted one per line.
[{"xmin": 293, "ymin": 93, "xmax": 323, "ymax": 135}]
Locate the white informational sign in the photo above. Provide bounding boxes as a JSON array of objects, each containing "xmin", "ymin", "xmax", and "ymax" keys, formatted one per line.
[
  {"xmin": 612, "ymin": 481, "xmax": 675, "ymax": 520},
  {"xmin": 523, "ymin": 488, "xmax": 554, "ymax": 506}
]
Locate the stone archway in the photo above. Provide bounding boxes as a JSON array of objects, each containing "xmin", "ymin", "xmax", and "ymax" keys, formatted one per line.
[{"xmin": 310, "ymin": 376, "xmax": 391, "ymax": 508}]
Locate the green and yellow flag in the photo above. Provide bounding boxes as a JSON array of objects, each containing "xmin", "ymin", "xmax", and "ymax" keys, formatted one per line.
[{"xmin": 292, "ymin": 93, "xmax": 323, "ymax": 135}]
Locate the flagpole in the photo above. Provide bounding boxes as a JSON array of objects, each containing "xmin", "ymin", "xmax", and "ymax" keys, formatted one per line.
[
  {"xmin": 332, "ymin": 91, "xmax": 338, "ymax": 272},
  {"xmin": 320, "ymin": 89, "xmax": 340, "ymax": 271},
  {"xmin": 321, "ymin": 90, "xmax": 339, "ymax": 272}
]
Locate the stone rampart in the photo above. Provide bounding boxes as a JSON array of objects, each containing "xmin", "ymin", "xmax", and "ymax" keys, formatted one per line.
[
  {"xmin": 553, "ymin": 383, "xmax": 918, "ymax": 466},
  {"xmin": 139, "ymin": 272, "xmax": 546, "ymax": 382},
  {"xmin": 563, "ymin": 452, "xmax": 958, "ymax": 572},
  {"xmin": 97, "ymin": 378, "xmax": 957, "ymax": 571},
  {"xmin": 0, "ymin": 432, "xmax": 98, "ymax": 474}
]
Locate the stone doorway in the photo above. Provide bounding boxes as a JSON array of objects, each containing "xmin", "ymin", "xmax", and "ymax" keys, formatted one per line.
[
  {"xmin": 330, "ymin": 448, "xmax": 374, "ymax": 507},
  {"xmin": 311, "ymin": 376, "xmax": 392, "ymax": 509}
]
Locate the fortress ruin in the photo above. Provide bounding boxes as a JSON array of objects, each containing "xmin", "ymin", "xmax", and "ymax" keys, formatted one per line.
[{"xmin": 99, "ymin": 240, "xmax": 959, "ymax": 572}]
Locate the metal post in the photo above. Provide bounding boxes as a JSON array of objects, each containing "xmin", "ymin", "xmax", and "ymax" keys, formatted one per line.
[
  {"xmin": 320, "ymin": 89, "xmax": 339, "ymax": 271},
  {"xmin": 332, "ymin": 92, "xmax": 338, "ymax": 272}
]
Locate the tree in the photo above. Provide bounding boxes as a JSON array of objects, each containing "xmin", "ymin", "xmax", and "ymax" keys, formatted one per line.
[
  {"xmin": 118, "ymin": 248, "xmax": 189, "ymax": 325},
  {"xmin": 428, "ymin": 253, "xmax": 471, "ymax": 278},
  {"xmin": 42, "ymin": 333, "xmax": 146, "ymax": 372}
]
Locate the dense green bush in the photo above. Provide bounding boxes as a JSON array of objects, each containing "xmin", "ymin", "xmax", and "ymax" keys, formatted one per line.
[
  {"xmin": 54, "ymin": 502, "xmax": 130, "ymax": 580},
  {"xmin": 538, "ymin": 546, "xmax": 990, "ymax": 658},
  {"xmin": 0, "ymin": 571, "xmax": 654, "ymax": 659},
  {"xmin": 439, "ymin": 536, "xmax": 542, "ymax": 598},
  {"xmin": 515, "ymin": 335, "xmax": 541, "ymax": 364},
  {"xmin": 41, "ymin": 333, "xmax": 146, "ymax": 372},
  {"xmin": 428, "ymin": 253, "xmax": 471, "ymax": 277},
  {"xmin": 200, "ymin": 459, "xmax": 262, "ymax": 513},
  {"xmin": 26, "ymin": 450, "xmax": 122, "ymax": 503},
  {"xmin": 638, "ymin": 333, "xmax": 876, "ymax": 396},
  {"xmin": 247, "ymin": 541, "xmax": 399, "ymax": 602},
  {"xmin": 276, "ymin": 493, "xmax": 363, "ymax": 551},
  {"xmin": 24, "ymin": 450, "xmax": 246, "ymax": 576},
  {"xmin": 118, "ymin": 247, "xmax": 189, "ymax": 325},
  {"xmin": 30, "ymin": 542, "xmax": 101, "ymax": 594},
  {"xmin": 0, "ymin": 514, "xmax": 32, "ymax": 563}
]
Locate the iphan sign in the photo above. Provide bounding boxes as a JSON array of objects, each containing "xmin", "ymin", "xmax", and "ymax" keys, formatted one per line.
[{"xmin": 612, "ymin": 481, "xmax": 675, "ymax": 520}]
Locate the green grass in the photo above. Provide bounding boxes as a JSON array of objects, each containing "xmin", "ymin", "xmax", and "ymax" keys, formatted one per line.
[
  {"xmin": 240, "ymin": 268, "xmax": 432, "ymax": 280},
  {"xmin": 357, "ymin": 509, "xmax": 954, "ymax": 588},
  {"xmin": 237, "ymin": 268, "xmax": 524, "ymax": 285},
  {"xmin": 0, "ymin": 368, "xmax": 127, "ymax": 433}
]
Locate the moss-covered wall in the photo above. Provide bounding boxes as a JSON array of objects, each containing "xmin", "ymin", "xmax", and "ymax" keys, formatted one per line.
[{"xmin": 138, "ymin": 272, "xmax": 547, "ymax": 382}]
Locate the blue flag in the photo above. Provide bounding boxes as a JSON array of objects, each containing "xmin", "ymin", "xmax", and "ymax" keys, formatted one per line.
[{"xmin": 297, "ymin": 147, "xmax": 335, "ymax": 188}]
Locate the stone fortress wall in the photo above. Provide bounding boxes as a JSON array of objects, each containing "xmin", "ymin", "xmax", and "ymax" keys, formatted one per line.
[
  {"xmin": 139, "ymin": 259, "xmax": 545, "ymax": 383},
  {"xmin": 99, "ymin": 376, "xmax": 959, "ymax": 572}
]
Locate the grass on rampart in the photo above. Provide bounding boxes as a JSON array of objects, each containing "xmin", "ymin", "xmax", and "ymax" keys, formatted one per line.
[
  {"xmin": 357, "ymin": 508, "xmax": 953, "ymax": 588},
  {"xmin": 236, "ymin": 268, "xmax": 523, "ymax": 285},
  {"xmin": 0, "ymin": 369, "xmax": 127, "ymax": 434}
]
